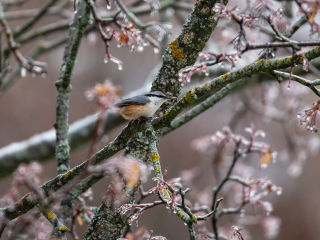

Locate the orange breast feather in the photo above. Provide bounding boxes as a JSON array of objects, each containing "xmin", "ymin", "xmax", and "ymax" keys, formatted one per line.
[{"xmin": 120, "ymin": 105, "xmax": 146, "ymax": 120}]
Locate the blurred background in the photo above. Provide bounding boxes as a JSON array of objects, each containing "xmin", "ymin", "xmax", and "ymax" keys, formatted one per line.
[{"xmin": 1, "ymin": 0, "xmax": 320, "ymax": 239}]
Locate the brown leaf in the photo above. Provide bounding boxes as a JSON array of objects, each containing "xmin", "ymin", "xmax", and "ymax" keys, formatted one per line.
[
  {"xmin": 77, "ymin": 214, "xmax": 83, "ymax": 226},
  {"xmin": 260, "ymin": 149, "xmax": 273, "ymax": 166},
  {"xmin": 125, "ymin": 162, "xmax": 141, "ymax": 189}
]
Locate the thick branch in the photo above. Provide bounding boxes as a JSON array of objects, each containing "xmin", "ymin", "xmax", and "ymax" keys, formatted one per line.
[{"xmin": 54, "ymin": 0, "xmax": 91, "ymax": 174}]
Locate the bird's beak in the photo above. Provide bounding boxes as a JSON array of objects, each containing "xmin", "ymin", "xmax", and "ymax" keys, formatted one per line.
[{"xmin": 166, "ymin": 96, "xmax": 177, "ymax": 100}]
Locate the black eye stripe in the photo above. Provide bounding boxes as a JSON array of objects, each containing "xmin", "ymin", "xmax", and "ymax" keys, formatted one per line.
[{"xmin": 145, "ymin": 94, "xmax": 167, "ymax": 98}]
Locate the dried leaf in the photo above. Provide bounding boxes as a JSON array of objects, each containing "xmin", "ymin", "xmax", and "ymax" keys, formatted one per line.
[
  {"xmin": 126, "ymin": 162, "xmax": 141, "ymax": 189},
  {"xmin": 126, "ymin": 234, "xmax": 133, "ymax": 239},
  {"xmin": 309, "ymin": 3, "xmax": 320, "ymax": 21},
  {"xmin": 261, "ymin": 149, "xmax": 273, "ymax": 166},
  {"xmin": 251, "ymin": 183, "xmax": 257, "ymax": 189},
  {"xmin": 77, "ymin": 214, "xmax": 83, "ymax": 226}
]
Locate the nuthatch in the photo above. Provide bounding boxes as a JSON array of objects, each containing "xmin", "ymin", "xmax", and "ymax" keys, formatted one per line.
[{"xmin": 114, "ymin": 91, "xmax": 177, "ymax": 120}]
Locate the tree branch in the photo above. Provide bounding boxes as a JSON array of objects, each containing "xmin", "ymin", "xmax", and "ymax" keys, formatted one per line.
[
  {"xmin": 211, "ymin": 145, "xmax": 241, "ymax": 239},
  {"xmin": 146, "ymin": 121, "xmax": 163, "ymax": 179},
  {"xmin": 153, "ymin": 46, "xmax": 320, "ymax": 130},
  {"xmin": 13, "ymin": 0, "xmax": 61, "ymax": 38},
  {"xmin": 37, "ymin": 205, "xmax": 68, "ymax": 239},
  {"xmin": 0, "ymin": 119, "xmax": 149, "ymax": 222},
  {"xmin": 274, "ymin": 70, "xmax": 320, "ymax": 96},
  {"xmin": 0, "ymin": 36, "xmax": 67, "ymax": 94},
  {"xmin": 4, "ymin": 4, "xmax": 72, "ymax": 20},
  {"xmin": 54, "ymin": 0, "xmax": 91, "ymax": 174},
  {"xmin": 0, "ymin": 46, "xmax": 320, "ymax": 178},
  {"xmin": 0, "ymin": 3, "xmax": 47, "ymax": 77},
  {"xmin": 163, "ymin": 78, "xmax": 248, "ymax": 135}
]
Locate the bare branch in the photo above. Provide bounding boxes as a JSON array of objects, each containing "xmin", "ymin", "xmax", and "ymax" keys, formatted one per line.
[{"xmin": 13, "ymin": 0, "xmax": 61, "ymax": 38}]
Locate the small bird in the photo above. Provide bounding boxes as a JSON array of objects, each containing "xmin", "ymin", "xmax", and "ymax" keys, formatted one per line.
[{"xmin": 114, "ymin": 91, "xmax": 176, "ymax": 120}]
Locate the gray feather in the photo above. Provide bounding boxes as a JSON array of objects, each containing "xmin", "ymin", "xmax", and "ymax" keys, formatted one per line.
[{"xmin": 114, "ymin": 95, "xmax": 150, "ymax": 108}]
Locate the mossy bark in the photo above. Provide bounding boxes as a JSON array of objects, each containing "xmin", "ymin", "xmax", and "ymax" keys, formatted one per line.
[{"xmin": 54, "ymin": 0, "xmax": 91, "ymax": 174}]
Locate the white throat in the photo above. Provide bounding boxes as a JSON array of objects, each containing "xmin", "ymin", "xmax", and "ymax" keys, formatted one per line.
[{"xmin": 150, "ymin": 96, "xmax": 167, "ymax": 107}]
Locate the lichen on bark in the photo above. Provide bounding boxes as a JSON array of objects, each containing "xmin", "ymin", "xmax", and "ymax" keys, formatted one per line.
[{"xmin": 54, "ymin": 0, "xmax": 91, "ymax": 175}]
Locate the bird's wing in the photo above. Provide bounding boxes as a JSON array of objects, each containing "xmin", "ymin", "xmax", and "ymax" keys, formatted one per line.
[{"xmin": 114, "ymin": 96, "xmax": 148, "ymax": 108}]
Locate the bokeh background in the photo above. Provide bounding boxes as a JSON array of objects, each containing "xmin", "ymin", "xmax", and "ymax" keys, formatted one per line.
[{"xmin": 1, "ymin": 0, "xmax": 320, "ymax": 239}]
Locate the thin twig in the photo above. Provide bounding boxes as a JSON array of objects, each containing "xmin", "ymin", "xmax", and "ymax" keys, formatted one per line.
[
  {"xmin": 211, "ymin": 144, "xmax": 241, "ymax": 239},
  {"xmin": 13, "ymin": 0, "xmax": 61, "ymax": 38},
  {"xmin": 0, "ymin": 3, "xmax": 47, "ymax": 75}
]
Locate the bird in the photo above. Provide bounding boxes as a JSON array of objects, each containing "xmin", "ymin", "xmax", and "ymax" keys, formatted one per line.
[{"xmin": 114, "ymin": 91, "xmax": 177, "ymax": 120}]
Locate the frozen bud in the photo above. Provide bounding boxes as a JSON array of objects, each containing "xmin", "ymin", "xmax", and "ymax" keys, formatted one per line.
[
  {"xmin": 240, "ymin": 209, "xmax": 245, "ymax": 217},
  {"xmin": 231, "ymin": 225, "xmax": 244, "ymax": 240},
  {"xmin": 261, "ymin": 201, "xmax": 273, "ymax": 214},
  {"xmin": 271, "ymin": 151, "xmax": 277, "ymax": 163},
  {"xmin": 245, "ymin": 127, "xmax": 253, "ymax": 134},
  {"xmin": 33, "ymin": 66, "xmax": 43, "ymax": 73},
  {"xmin": 276, "ymin": 187, "xmax": 283, "ymax": 195},
  {"xmin": 166, "ymin": 8, "xmax": 174, "ymax": 17},
  {"xmin": 20, "ymin": 67, "xmax": 27, "ymax": 78},
  {"xmin": 104, "ymin": 54, "xmax": 109, "ymax": 63},
  {"xmin": 85, "ymin": 91, "xmax": 95, "ymax": 101},
  {"xmin": 87, "ymin": 32, "xmax": 98, "ymax": 46}
]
